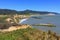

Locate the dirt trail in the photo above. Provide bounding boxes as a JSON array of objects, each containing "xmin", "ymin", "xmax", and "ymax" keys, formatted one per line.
[{"xmin": 0, "ymin": 24, "xmax": 31, "ymax": 32}]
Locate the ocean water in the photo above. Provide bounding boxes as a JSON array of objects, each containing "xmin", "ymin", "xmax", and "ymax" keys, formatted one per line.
[{"xmin": 19, "ymin": 15, "xmax": 60, "ymax": 35}]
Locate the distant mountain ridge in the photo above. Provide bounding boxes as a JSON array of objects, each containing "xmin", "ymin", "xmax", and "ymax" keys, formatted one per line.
[{"xmin": 0, "ymin": 9, "xmax": 59, "ymax": 15}]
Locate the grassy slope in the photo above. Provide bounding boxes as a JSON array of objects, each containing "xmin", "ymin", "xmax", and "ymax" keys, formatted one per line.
[
  {"xmin": 0, "ymin": 27, "xmax": 59, "ymax": 40},
  {"xmin": 0, "ymin": 28, "xmax": 43, "ymax": 40}
]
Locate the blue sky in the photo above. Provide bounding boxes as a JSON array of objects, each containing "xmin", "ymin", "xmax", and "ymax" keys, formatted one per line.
[{"xmin": 0, "ymin": 0, "xmax": 60, "ymax": 13}]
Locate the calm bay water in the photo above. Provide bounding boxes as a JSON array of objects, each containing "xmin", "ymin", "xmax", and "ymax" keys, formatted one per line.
[{"xmin": 20, "ymin": 15, "xmax": 60, "ymax": 35}]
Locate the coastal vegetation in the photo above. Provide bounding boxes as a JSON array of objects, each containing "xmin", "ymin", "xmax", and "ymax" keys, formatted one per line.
[{"xmin": 0, "ymin": 27, "xmax": 60, "ymax": 40}]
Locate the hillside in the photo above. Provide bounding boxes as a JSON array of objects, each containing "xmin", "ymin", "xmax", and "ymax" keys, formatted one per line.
[
  {"xmin": 0, "ymin": 27, "xmax": 60, "ymax": 40},
  {"xmin": 0, "ymin": 9, "xmax": 59, "ymax": 15}
]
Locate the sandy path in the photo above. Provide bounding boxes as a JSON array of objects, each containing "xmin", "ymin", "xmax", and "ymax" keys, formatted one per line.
[{"xmin": 0, "ymin": 25, "xmax": 31, "ymax": 32}]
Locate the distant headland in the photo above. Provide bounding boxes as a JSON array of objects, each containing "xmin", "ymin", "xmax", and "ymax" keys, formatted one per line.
[{"xmin": 0, "ymin": 9, "xmax": 59, "ymax": 15}]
